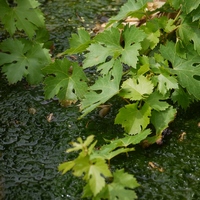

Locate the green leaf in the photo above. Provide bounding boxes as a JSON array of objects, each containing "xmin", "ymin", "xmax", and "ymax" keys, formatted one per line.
[
  {"xmin": 145, "ymin": 91, "xmax": 170, "ymax": 111},
  {"xmin": 108, "ymin": 0, "xmax": 151, "ymax": 23},
  {"xmin": 106, "ymin": 169, "xmax": 139, "ymax": 200},
  {"xmin": 66, "ymin": 135, "xmax": 95, "ymax": 153},
  {"xmin": 0, "ymin": 38, "xmax": 50, "ymax": 84},
  {"xmin": 62, "ymin": 28, "xmax": 91, "ymax": 55},
  {"xmin": 120, "ymin": 75, "xmax": 154, "ymax": 101},
  {"xmin": 115, "ymin": 103, "xmax": 151, "ymax": 135},
  {"xmin": 140, "ymin": 23, "xmax": 160, "ymax": 50},
  {"xmin": 111, "ymin": 129, "xmax": 152, "ymax": 147},
  {"xmin": 92, "ymin": 142, "xmax": 135, "ymax": 161},
  {"xmin": 73, "ymin": 155, "xmax": 91, "ymax": 177},
  {"xmin": 178, "ymin": 16, "xmax": 200, "ymax": 55},
  {"xmin": 58, "ymin": 161, "xmax": 75, "ymax": 174},
  {"xmin": 121, "ymin": 25, "xmax": 146, "ymax": 67},
  {"xmin": 151, "ymin": 106, "xmax": 177, "ymax": 135},
  {"xmin": 0, "ymin": 0, "xmax": 45, "ymax": 38},
  {"xmin": 123, "ymin": 25, "xmax": 146, "ymax": 47},
  {"xmin": 97, "ymin": 59, "xmax": 115, "ymax": 75},
  {"xmin": 95, "ymin": 27, "xmax": 121, "ymax": 48},
  {"xmin": 80, "ymin": 59, "xmax": 123, "ymax": 118},
  {"xmin": 84, "ymin": 158, "xmax": 112, "ymax": 196},
  {"xmin": 121, "ymin": 43, "xmax": 142, "ymax": 67},
  {"xmin": 168, "ymin": 0, "xmax": 200, "ymax": 14},
  {"xmin": 83, "ymin": 43, "xmax": 112, "ymax": 68},
  {"xmin": 43, "ymin": 58, "xmax": 88, "ymax": 101},
  {"xmin": 157, "ymin": 72, "xmax": 178, "ymax": 95},
  {"xmin": 160, "ymin": 41, "xmax": 200, "ymax": 100},
  {"xmin": 171, "ymin": 87, "xmax": 193, "ymax": 109},
  {"xmin": 190, "ymin": 6, "xmax": 200, "ymax": 22}
]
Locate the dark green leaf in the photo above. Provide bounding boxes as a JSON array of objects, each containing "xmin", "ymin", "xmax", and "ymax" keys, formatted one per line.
[{"xmin": 43, "ymin": 58, "xmax": 88, "ymax": 100}]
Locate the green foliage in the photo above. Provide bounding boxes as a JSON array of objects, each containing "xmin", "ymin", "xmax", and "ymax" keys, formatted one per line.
[
  {"xmin": 0, "ymin": 38, "xmax": 51, "ymax": 84},
  {"xmin": 0, "ymin": 0, "xmax": 51, "ymax": 84},
  {"xmin": 2, "ymin": 0, "xmax": 200, "ymax": 199},
  {"xmin": 43, "ymin": 58, "xmax": 88, "ymax": 101},
  {"xmin": 0, "ymin": 0, "xmax": 45, "ymax": 38},
  {"xmin": 59, "ymin": 135, "xmax": 141, "ymax": 199}
]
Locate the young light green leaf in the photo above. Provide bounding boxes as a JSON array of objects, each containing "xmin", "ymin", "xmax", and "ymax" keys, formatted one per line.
[
  {"xmin": 157, "ymin": 73, "xmax": 178, "ymax": 95},
  {"xmin": 0, "ymin": 0, "xmax": 44, "ymax": 38},
  {"xmin": 113, "ymin": 129, "xmax": 152, "ymax": 147},
  {"xmin": 62, "ymin": 28, "xmax": 91, "ymax": 55},
  {"xmin": 92, "ymin": 142, "xmax": 135, "ymax": 161},
  {"xmin": 67, "ymin": 135, "xmax": 95, "ymax": 153},
  {"xmin": 0, "ymin": 38, "xmax": 50, "ymax": 84},
  {"xmin": 160, "ymin": 41, "xmax": 200, "ymax": 99},
  {"xmin": 151, "ymin": 106, "xmax": 177, "ymax": 135},
  {"xmin": 145, "ymin": 91, "xmax": 170, "ymax": 111},
  {"xmin": 85, "ymin": 158, "xmax": 112, "ymax": 196},
  {"xmin": 141, "ymin": 27, "xmax": 160, "ymax": 50},
  {"xmin": 43, "ymin": 58, "xmax": 88, "ymax": 101},
  {"xmin": 107, "ymin": 169, "xmax": 139, "ymax": 200},
  {"xmin": 120, "ymin": 75, "xmax": 154, "ymax": 101},
  {"xmin": 115, "ymin": 103, "xmax": 151, "ymax": 135},
  {"xmin": 58, "ymin": 161, "xmax": 75, "ymax": 174},
  {"xmin": 80, "ymin": 59, "xmax": 123, "ymax": 118}
]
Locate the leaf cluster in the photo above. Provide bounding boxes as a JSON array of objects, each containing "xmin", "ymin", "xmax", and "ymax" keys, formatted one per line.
[
  {"xmin": 0, "ymin": 0, "xmax": 51, "ymax": 84},
  {"xmin": 58, "ymin": 133, "xmax": 151, "ymax": 199}
]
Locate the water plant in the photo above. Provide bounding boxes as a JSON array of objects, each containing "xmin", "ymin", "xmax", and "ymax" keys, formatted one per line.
[{"xmin": 1, "ymin": 0, "xmax": 200, "ymax": 199}]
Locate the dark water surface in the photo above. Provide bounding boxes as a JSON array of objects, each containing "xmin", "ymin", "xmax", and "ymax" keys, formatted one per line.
[{"xmin": 1, "ymin": 0, "xmax": 200, "ymax": 200}]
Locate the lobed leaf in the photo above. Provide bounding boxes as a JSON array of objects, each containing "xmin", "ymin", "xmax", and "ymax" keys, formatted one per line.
[
  {"xmin": 80, "ymin": 59, "xmax": 123, "ymax": 118},
  {"xmin": 145, "ymin": 91, "xmax": 170, "ymax": 111},
  {"xmin": 108, "ymin": 0, "xmax": 151, "ymax": 24},
  {"xmin": 0, "ymin": 38, "xmax": 50, "ymax": 84},
  {"xmin": 62, "ymin": 28, "xmax": 91, "ymax": 55},
  {"xmin": 120, "ymin": 75, "xmax": 154, "ymax": 101},
  {"xmin": 160, "ymin": 41, "xmax": 200, "ymax": 100},
  {"xmin": 96, "ymin": 169, "xmax": 139, "ymax": 200},
  {"xmin": 151, "ymin": 106, "xmax": 177, "ymax": 135},
  {"xmin": 115, "ymin": 103, "xmax": 151, "ymax": 135},
  {"xmin": 178, "ymin": 16, "xmax": 200, "ymax": 55},
  {"xmin": 0, "ymin": 0, "xmax": 45, "ymax": 38},
  {"xmin": 43, "ymin": 58, "xmax": 88, "ymax": 101}
]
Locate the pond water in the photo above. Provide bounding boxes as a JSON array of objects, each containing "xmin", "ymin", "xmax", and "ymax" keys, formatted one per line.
[{"xmin": 1, "ymin": 0, "xmax": 200, "ymax": 200}]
